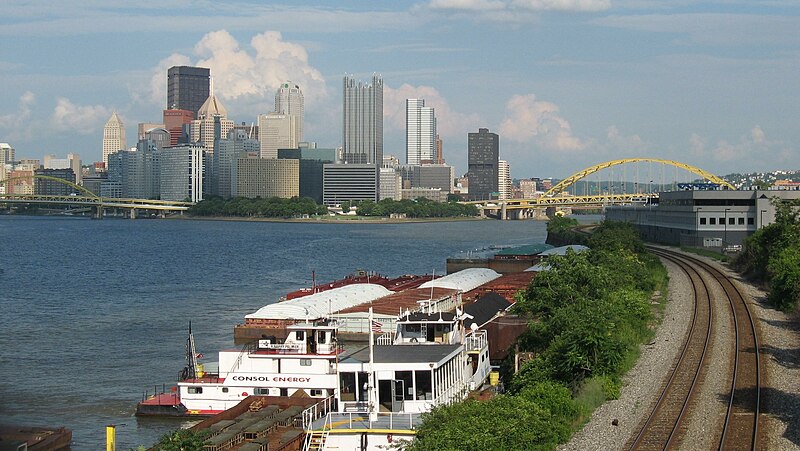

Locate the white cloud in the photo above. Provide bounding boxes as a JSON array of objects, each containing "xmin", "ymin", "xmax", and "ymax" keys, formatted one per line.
[
  {"xmin": 428, "ymin": 0, "xmax": 507, "ymax": 10},
  {"xmin": 688, "ymin": 126, "xmax": 788, "ymax": 167},
  {"xmin": 51, "ymin": 98, "xmax": 111, "ymax": 134},
  {"xmin": 605, "ymin": 125, "xmax": 644, "ymax": 150},
  {"xmin": 511, "ymin": 0, "xmax": 611, "ymax": 12},
  {"xmin": 148, "ymin": 30, "xmax": 328, "ymax": 120},
  {"xmin": 0, "ymin": 91, "xmax": 36, "ymax": 141},
  {"xmin": 427, "ymin": 0, "xmax": 610, "ymax": 12},
  {"xmin": 499, "ymin": 94, "xmax": 584, "ymax": 151},
  {"xmin": 383, "ymin": 83, "xmax": 482, "ymax": 140}
]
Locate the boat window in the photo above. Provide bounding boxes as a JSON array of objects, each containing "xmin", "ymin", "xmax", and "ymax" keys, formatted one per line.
[
  {"xmin": 295, "ymin": 331, "xmax": 305, "ymax": 341},
  {"xmin": 340, "ymin": 372, "xmax": 357, "ymax": 402},
  {"xmin": 405, "ymin": 324, "xmax": 421, "ymax": 333},
  {"xmin": 280, "ymin": 388, "xmax": 288, "ymax": 397},
  {"xmin": 300, "ymin": 359, "xmax": 312, "ymax": 366},
  {"xmin": 188, "ymin": 387, "xmax": 203, "ymax": 394},
  {"xmin": 222, "ymin": 387, "xmax": 228, "ymax": 393},
  {"xmin": 415, "ymin": 371, "xmax": 432, "ymax": 400},
  {"xmin": 396, "ymin": 371, "xmax": 414, "ymax": 400},
  {"xmin": 310, "ymin": 389, "xmax": 323, "ymax": 397},
  {"xmin": 318, "ymin": 331, "xmax": 327, "ymax": 344},
  {"xmin": 255, "ymin": 388, "xmax": 270, "ymax": 395}
]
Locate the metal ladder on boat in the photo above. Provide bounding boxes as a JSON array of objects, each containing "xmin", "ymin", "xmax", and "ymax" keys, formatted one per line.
[
  {"xmin": 304, "ymin": 429, "xmax": 330, "ymax": 451},
  {"xmin": 303, "ymin": 414, "xmax": 332, "ymax": 451}
]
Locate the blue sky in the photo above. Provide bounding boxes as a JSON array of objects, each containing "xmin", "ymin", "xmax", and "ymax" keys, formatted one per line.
[{"xmin": 1, "ymin": 1, "xmax": 798, "ymax": 179}]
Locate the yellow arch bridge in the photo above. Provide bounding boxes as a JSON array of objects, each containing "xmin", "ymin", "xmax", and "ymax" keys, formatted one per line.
[
  {"xmin": 463, "ymin": 158, "xmax": 735, "ymax": 220},
  {"xmin": 0, "ymin": 175, "xmax": 194, "ymax": 218}
]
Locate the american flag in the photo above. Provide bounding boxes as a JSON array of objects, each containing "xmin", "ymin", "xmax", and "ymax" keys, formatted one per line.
[{"xmin": 371, "ymin": 320, "xmax": 383, "ymax": 333}]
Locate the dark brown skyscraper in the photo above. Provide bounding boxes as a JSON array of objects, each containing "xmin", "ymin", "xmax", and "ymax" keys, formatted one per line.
[
  {"xmin": 467, "ymin": 128, "xmax": 499, "ymax": 201},
  {"xmin": 167, "ymin": 66, "xmax": 210, "ymax": 117}
]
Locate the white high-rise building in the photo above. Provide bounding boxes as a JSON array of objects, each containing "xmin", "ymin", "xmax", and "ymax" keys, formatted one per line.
[
  {"xmin": 275, "ymin": 81, "xmax": 304, "ymax": 144},
  {"xmin": 406, "ymin": 99, "xmax": 436, "ymax": 165},
  {"xmin": 342, "ymin": 75, "xmax": 383, "ymax": 166},
  {"xmin": 190, "ymin": 93, "xmax": 234, "ymax": 154},
  {"xmin": 498, "ymin": 160, "xmax": 511, "ymax": 200},
  {"xmin": 1, "ymin": 143, "xmax": 15, "ymax": 166},
  {"xmin": 257, "ymin": 113, "xmax": 299, "ymax": 159},
  {"xmin": 102, "ymin": 111, "xmax": 126, "ymax": 167}
]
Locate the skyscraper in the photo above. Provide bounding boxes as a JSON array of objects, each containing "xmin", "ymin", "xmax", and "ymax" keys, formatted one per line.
[
  {"xmin": 467, "ymin": 128, "xmax": 499, "ymax": 201},
  {"xmin": 102, "ymin": 111, "xmax": 126, "ymax": 168},
  {"xmin": 342, "ymin": 75, "xmax": 383, "ymax": 166},
  {"xmin": 406, "ymin": 99, "xmax": 436, "ymax": 165},
  {"xmin": 258, "ymin": 113, "xmax": 299, "ymax": 159},
  {"xmin": 498, "ymin": 160, "xmax": 511, "ymax": 200},
  {"xmin": 0, "ymin": 143, "xmax": 15, "ymax": 166},
  {"xmin": 190, "ymin": 93, "xmax": 234, "ymax": 155},
  {"xmin": 167, "ymin": 66, "xmax": 210, "ymax": 117},
  {"xmin": 275, "ymin": 81, "xmax": 304, "ymax": 144}
]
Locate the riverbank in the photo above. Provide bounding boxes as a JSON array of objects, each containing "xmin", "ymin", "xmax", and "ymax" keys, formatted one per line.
[{"xmin": 169, "ymin": 214, "xmax": 494, "ymax": 224}]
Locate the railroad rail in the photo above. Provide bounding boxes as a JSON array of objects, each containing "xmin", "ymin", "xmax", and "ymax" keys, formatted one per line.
[
  {"xmin": 629, "ymin": 249, "xmax": 713, "ymax": 449},
  {"xmin": 629, "ymin": 247, "xmax": 761, "ymax": 450}
]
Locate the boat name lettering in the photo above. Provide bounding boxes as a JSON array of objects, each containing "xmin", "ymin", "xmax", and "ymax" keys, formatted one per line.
[{"xmin": 231, "ymin": 376, "xmax": 312, "ymax": 383}]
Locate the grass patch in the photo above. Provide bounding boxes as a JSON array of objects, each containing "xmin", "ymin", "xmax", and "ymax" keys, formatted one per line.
[{"xmin": 680, "ymin": 246, "xmax": 729, "ymax": 262}]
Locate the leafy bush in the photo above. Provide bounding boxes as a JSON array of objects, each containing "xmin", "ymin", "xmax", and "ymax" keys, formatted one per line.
[{"xmin": 408, "ymin": 382, "xmax": 580, "ymax": 451}]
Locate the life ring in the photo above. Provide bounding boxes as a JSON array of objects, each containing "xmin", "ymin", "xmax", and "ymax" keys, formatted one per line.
[{"xmin": 242, "ymin": 392, "xmax": 249, "ymax": 397}]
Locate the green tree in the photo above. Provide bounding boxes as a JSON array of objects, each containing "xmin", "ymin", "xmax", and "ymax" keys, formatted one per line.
[{"xmin": 150, "ymin": 428, "xmax": 209, "ymax": 451}]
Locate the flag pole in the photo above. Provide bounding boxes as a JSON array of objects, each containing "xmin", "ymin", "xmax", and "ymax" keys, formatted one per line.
[{"xmin": 368, "ymin": 306, "xmax": 377, "ymax": 422}]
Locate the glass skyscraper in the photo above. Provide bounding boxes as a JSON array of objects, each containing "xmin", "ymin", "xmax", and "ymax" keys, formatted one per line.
[
  {"xmin": 167, "ymin": 66, "xmax": 210, "ymax": 117},
  {"xmin": 406, "ymin": 99, "xmax": 436, "ymax": 165},
  {"xmin": 342, "ymin": 75, "xmax": 383, "ymax": 166}
]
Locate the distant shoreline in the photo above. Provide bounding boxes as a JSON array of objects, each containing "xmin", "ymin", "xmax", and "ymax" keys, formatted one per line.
[{"xmin": 171, "ymin": 215, "xmax": 493, "ymax": 224}]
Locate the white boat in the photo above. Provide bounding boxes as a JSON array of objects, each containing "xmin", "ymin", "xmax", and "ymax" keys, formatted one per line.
[
  {"xmin": 301, "ymin": 307, "xmax": 492, "ymax": 450},
  {"xmin": 136, "ymin": 320, "xmax": 342, "ymax": 416}
]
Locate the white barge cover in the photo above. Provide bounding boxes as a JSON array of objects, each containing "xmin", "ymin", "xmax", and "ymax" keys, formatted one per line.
[
  {"xmin": 245, "ymin": 283, "xmax": 393, "ymax": 320},
  {"xmin": 419, "ymin": 268, "xmax": 501, "ymax": 292}
]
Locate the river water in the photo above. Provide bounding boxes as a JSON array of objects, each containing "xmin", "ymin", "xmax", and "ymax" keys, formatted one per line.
[{"xmin": 0, "ymin": 215, "xmax": 577, "ymax": 449}]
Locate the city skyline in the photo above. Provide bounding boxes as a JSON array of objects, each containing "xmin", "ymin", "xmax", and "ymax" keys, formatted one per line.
[{"xmin": 1, "ymin": 1, "xmax": 799, "ymax": 179}]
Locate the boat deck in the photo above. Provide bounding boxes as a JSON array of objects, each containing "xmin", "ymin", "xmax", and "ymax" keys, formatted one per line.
[{"xmin": 310, "ymin": 412, "xmax": 422, "ymax": 433}]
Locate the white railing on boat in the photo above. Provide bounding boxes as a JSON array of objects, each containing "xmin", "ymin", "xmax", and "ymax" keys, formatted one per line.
[
  {"xmin": 464, "ymin": 330, "xmax": 488, "ymax": 352},
  {"xmin": 375, "ymin": 333, "xmax": 392, "ymax": 345},
  {"xmin": 311, "ymin": 411, "xmax": 423, "ymax": 432},
  {"xmin": 301, "ymin": 394, "xmax": 336, "ymax": 431}
]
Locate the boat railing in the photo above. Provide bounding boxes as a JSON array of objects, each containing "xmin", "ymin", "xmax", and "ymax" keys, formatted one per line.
[
  {"xmin": 301, "ymin": 394, "xmax": 337, "ymax": 431},
  {"xmin": 317, "ymin": 411, "xmax": 423, "ymax": 432},
  {"xmin": 375, "ymin": 333, "xmax": 392, "ymax": 345},
  {"xmin": 464, "ymin": 330, "xmax": 488, "ymax": 352}
]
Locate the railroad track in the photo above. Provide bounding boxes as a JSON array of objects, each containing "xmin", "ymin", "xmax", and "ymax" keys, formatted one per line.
[{"xmin": 628, "ymin": 247, "xmax": 761, "ymax": 450}]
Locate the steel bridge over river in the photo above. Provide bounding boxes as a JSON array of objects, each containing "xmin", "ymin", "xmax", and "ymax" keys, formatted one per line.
[
  {"xmin": 1, "ymin": 158, "xmax": 734, "ymax": 219},
  {"xmin": 461, "ymin": 158, "xmax": 734, "ymax": 219},
  {"xmin": 0, "ymin": 175, "xmax": 193, "ymax": 218}
]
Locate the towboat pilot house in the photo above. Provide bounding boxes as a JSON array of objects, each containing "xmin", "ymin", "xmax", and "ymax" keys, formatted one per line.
[{"xmin": 336, "ymin": 312, "xmax": 490, "ymax": 414}]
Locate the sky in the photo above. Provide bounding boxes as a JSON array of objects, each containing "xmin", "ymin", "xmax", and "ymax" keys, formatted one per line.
[{"xmin": 1, "ymin": 0, "xmax": 799, "ymax": 180}]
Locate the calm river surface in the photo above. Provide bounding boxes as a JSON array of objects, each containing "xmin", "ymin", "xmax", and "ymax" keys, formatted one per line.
[{"xmin": 0, "ymin": 215, "xmax": 595, "ymax": 449}]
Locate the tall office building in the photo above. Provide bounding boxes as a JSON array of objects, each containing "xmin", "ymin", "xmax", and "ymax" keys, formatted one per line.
[
  {"xmin": 0, "ymin": 143, "xmax": 15, "ymax": 166},
  {"xmin": 498, "ymin": 160, "xmax": 511, "ymax": 200},
  {"xmin": 190, "ymin": 94, "xmax": 234, "ymax": 154},
  {"xmin": 231, "ymin": 156, "xmax": 299, "ymax": 199},
  {"xmin": 34, "ymin": 168, "xmax": 76, "ymax": 196},
  {"xmin": 107, "ymin": 140, "xmax": 160, "ymax": 199},
  {"xmin": 275, "ymin": 81, "xmax": 304, "ymax": 144},
  {"xmin": 258, "ymin": 113, "xmax": 299, "ymax": 159},
  {"xmin": 435, "ymin": 134, "xmax": 444, "ymax": 164},
  {"xmin": 322, "ymin": 164, "xmax": 378, "ymax": 205},
  {"xmin": 342, "ymin": 75, "xmax": 383, "ymax": 166},
  {"xmin": 43, "ymin": 153, "xmax": 82, "ymax": 185},
  {"xmin": 160, "ymin": 144, "xmax": 204, "ymax": 202},
  {"xmin": 216, "ymin": 129, "xmax": 259, "ymax": 198},
  {"xmin": 467, "ymin": 128, "xmax": 499, "ymax": 201},
  {"xmin": 163, "ymin": 109, "xmax": 194, "ymax": 146},
  {"xmin": 167, "ymin": 66, "xmax": 210, "ymax": 117},
  {"xmin": 102, "ymin": 111, "xmax": 126, "ymax": 168},
  {"xmin": 406, "ymin": 99, "xmax": 436, "ymax": 165}
]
